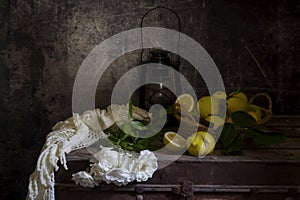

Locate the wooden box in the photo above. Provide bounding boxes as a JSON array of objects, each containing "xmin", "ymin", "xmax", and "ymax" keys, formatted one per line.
[{"xmin": 55, "ymin": 116, "xmax": 300, "ymax": 200}]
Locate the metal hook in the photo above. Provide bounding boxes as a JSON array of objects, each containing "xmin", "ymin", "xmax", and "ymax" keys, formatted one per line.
[{"xmin": 140, "ymin": 6, "xmax": 182, "ymax": 66}]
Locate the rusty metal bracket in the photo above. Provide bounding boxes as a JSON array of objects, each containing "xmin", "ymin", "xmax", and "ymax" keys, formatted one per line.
[
  {"xmin": 181, "ymin": 180, "xmax": 194, "ymax": 199},
  {"xmin": 288, "ymin": 187, "xmax": 298, "ymax": 196},
  {"xmin": 135, "ymin": 186, "xmax": 144, "ymax": 194}
]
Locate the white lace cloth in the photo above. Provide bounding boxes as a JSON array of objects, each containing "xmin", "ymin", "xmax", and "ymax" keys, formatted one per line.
[{"xmin": 26, "ymin": 105, "xmax": 152, "ymax": 200}]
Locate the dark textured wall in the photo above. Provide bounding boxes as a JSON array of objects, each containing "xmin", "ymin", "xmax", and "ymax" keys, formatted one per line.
[{"xmin": 0, "ymin": 0, "xmax": 299, "ymax": 199}]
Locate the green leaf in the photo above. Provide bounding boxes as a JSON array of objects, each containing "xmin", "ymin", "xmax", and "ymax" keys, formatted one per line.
[
  {"xmin": 251, "ymin": 125, "xmax": 269, "ymax": 132},
  {"xmin": 122, "ymin": 122, "xmax": 132, "ymax": 139},
  {"xmin": 227, "ymin": 137, "xmax": 243, "ymax": 153},
  {"xmin": 231, "ymin": 111, "xmax": 258, "ymax": 128},
  {"xmin": 126, "ymin": 146, "xmax": 133, "ymax": 151},
  {"xmin": 165, "ymin": 106, "xmax": 174, "ymax": 115},
  {"xmin": 130, "ymin": 121, "xmax": 147, "ymax": 131},
  {"xmin": 137, "ymin": 138, "xmax": 149, "ymax": 147},
  {"xmin": 108, "ymin": 134, "xmax": 119, "ymax": 143},
  {"xmin": 244, "ymin": 129, "xmax": 286, "ymax": 146},
  {"xmin": 219, "ymin": 123, "xmax": 237, "ymax": 147},
  {"xmin": 119, "ymin": 141, "xmax": 135, "ymax": 151},
  {"xmin": 223, "ymin": 137, "xmax": 243, "ymax": 155},
  {"xmin": 120, "ymin": 141, "xmax": 128, "ymax": 149},
  {"xmin": 132, "ymin": 143, "xmax": 146, "ymax": 152},
  {"xmin": 128, "ymin": 97, "xmax": 133, "ymax": 119}
]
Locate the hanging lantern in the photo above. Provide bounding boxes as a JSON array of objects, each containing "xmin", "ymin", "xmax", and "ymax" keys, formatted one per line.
[{"xmin": 139, "ymin": 6, "xmax": 182, "ymax": 110}]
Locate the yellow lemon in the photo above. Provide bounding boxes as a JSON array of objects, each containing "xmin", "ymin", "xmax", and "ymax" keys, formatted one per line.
[
  {"xmin": 248, "ymin": 104, "xmax": 262, "ymax": 121},
  {"xmin": 163, "ymin": 131, "xmax": 186, "ymax": 152},
  {"xmin": 198, "ymin": 96, "xmax": 220, "ymax": 118},
  {"xmin": 205, "ymin": 115, "xmax": 225, "ymax": 129},
  {"xmin": 175, "ymin": 94, "xmax": 195, "ymax": 112},
  {"xmin": 212, "ymin": 91, "xmax": 227, "ymax": 101},
  {"xmin": 187, "ymin": 131, "xmax": 216, "ymax": 157},
  {"xmin": 213, "ymin": 91, "xmax": 227, "ymax": 115},
  {"xmin": 225, "ymin": 116, "xmax": 234, "ymax": 124},
  {"xmin": 229, "ymin": 91, "xmax": 248, "ymax": 102},
  {"xmin": 247, "ymin": 111, "xmax": 260, "ymax": 122},
  {"xmin": 227, "ymin": 97, "xmax": 249, "ymax": 114}
]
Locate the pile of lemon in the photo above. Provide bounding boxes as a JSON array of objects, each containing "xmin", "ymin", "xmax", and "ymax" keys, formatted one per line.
[
  {"xmin": 198, "ymin": 90, "xmax": 262, "ymax": 125},
  {"xmin": 225, "ymin": 91, "xmax": 262, "ymax": 123},
  {"xmin": 163, "ymin": 130, "xmax": 216, "ymax": 157},
  {"xmin": 163, "ymin": 91, "xmax": 263, "ymax": 157}
]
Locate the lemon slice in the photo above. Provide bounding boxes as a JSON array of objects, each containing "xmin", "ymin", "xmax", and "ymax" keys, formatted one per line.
[
  {"xmin": 176, "ymin": 94, "xmax": 194, "ymax": 112},
  {"xmin": 163, "ymin": 131, "xmax": 187, "ymax": 152}
]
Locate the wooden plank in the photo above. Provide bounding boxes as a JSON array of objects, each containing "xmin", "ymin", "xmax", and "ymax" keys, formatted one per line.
[
  {"xmin": 261, "ymin": 115, "xmax": 300, "ymax": 137},
  {"xmin": 55, "ymin": 189, "xmax": 299, "ymax": 200},
  {"xmin": 66, "ymin": 148, "xmax": 300, "ymax": 163},
  {"xmin": 151, "ymin": 162, "xmax": 300, "ymax": 186},
  {"xmin": 57, "ymin": 158, "xmax": 300, "ymax": 186},
  {"xmin": 181, "ymin": 149, "xmax": 300, "ymax": 162},
  {"xmin": 265, "ymin": 115, "xmax": 300, "ymax": 127},
  {"xmin": 242, "ymin": 137, "xmax": 300, "ymax": 149},
  {"xmin": 266, "ymin": 127, "xmax": 300, "ymax": 137},
  {"xmin": 55, "ymin": 183, "xmax": 300, "ymax": 193}
]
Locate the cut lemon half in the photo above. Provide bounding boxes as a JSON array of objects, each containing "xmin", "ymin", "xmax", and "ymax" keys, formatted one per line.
[
  {"xmin": 163, "ymin": 131, "xmax": 187, "ymax": 152},
  {"xmin": 175, "ymin": 94, "xmax": 195, "ymax": 112},
  {"xmin": 186, "ymin": 131, "xmax": 216, "ymax": 157}
]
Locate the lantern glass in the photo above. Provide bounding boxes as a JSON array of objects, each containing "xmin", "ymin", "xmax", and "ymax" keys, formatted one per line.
[{"xmin": 139, "ymin": 50, "xmax": 180, "ymax": 109}]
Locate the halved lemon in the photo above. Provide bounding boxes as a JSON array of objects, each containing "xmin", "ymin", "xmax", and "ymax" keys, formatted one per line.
[
  {"xmin": 186, "ymin": 131, "xmax": 216, "ymax": 157},
  {"xmin": 163, "ymin": 131, "xmax": 187, "ymax": 152},
  {"xmin": 175, "ymin": 94, "xmax": 195, "ymax": 112}
]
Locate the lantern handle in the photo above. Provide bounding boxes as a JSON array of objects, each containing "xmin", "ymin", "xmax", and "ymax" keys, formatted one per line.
[{"xmin": 140, "ymin": 6, "xmax": 181, "ymax": 66}]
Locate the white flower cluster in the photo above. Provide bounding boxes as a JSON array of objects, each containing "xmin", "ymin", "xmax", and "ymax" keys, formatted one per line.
[{"xmin": 72, "ymin": 147, "xmax": 158, "ymax": 187}]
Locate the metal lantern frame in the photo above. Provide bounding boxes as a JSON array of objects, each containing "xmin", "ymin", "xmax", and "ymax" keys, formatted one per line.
[{"xmin": 139, "ymin": 6, "xmax": 182, "ymax": 109}]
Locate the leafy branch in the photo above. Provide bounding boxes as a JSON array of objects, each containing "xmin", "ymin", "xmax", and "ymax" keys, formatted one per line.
[
  {"xmin": 106, "ymin": 97, "xmax": 163, "ymax": 152},
  {"xmin": 218, "ymin": 111, "xmax": 286, "ymax": 155}
]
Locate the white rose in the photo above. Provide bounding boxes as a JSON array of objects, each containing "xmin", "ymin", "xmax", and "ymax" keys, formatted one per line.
[
  {"xmin": 85, "ymin": 148, "xmax": 158, "ymax": 186},
  {"xmin": 71, "ymin": 171, "xmax": 97, "ymax": 188},
  {"xmin": 132, "ymin": 150, "xmax": 158, "ymax": 182},
  {"xmin": 103, "ymin": 168, "xmax": 133, "ymax": 186},
  {"xmin": 91, "ymin": 147, "xmax": 120, "ymax": 171},
  {"xmin": 119, "ymin": 154, "xmax": 135, "ymax": 171},
  {"xmin": 90, "ymin": 163, "xmax": 104, "ymax": 183}
]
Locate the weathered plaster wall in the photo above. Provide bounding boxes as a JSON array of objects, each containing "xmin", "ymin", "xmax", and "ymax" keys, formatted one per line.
[{"xmin": 0, "ymin": 0, "xmax": 299, "ymax": 199}]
